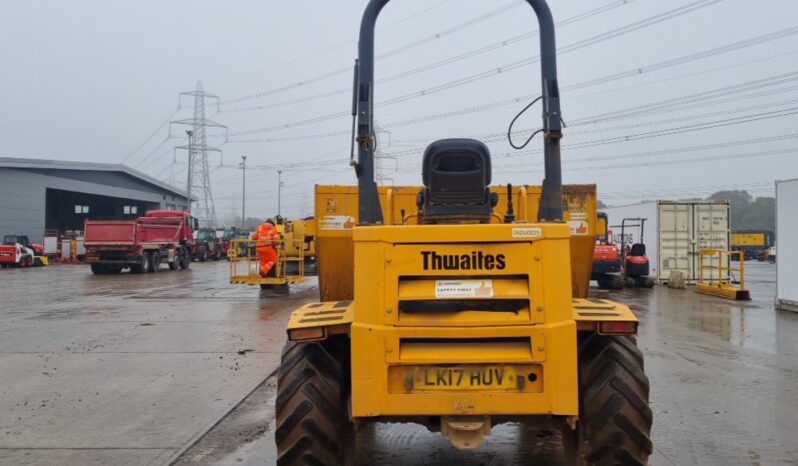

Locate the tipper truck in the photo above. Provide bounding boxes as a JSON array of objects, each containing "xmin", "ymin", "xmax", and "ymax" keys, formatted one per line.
[{"xmin": 84, "ymin": 210, "xmax": 198, "ymax": 274}]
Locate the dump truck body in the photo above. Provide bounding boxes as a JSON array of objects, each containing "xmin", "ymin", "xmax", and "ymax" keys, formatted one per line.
[{"xmin": 314, "ymin": 184, "xmax": 597, "ymax": 302}]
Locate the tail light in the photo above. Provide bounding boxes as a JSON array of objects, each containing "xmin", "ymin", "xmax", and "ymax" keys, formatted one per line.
[{"xmin": 598, "ymin": 321, "xmax": 638, "ymax": 335}]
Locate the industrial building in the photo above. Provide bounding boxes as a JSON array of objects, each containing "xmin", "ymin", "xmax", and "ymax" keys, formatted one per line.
[{"xmin": 0, "ymin": 157, "xmax": 190, "ymax": 243}]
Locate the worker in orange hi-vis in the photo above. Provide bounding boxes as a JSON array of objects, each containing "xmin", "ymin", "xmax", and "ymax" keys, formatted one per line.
[{"xmin": 252, "ymin": 218, "xmax": 281, "ymax": 277}]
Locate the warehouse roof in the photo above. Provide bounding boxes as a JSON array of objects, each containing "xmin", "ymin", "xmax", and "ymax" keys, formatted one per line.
[{"xmin": 0, "ymin": 157, "xmax": 189, "ymax": 198}]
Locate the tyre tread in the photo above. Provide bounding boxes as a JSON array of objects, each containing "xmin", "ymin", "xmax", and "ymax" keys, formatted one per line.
[
  {"xmin": 276, "ymin": 338, "xmax": 350, "ymax": 466},
  {"xmin": 577, "ymin": 334, "xmax": 653, "ymax": 466}
]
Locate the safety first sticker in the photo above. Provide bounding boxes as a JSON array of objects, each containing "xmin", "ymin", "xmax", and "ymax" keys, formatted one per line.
[
  {"xmin": 435, "ymin": 279, "xmax": 494, "ymax": 299},
  {"xmin": 568, "ymin": 213, "xmax": 589, "ymax": 236},
  {"xmin": 569, "ymin": 221, "xmax": 589, "ymax": 235},
  {"xmin": 319, "ymin": 215, "xmax": 354, "ymax": 230}
]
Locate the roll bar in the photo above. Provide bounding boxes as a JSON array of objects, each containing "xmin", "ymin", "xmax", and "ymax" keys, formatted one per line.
[{"xmin": 354, "ymin": 0, "xmax": 563, "ymax": 224}]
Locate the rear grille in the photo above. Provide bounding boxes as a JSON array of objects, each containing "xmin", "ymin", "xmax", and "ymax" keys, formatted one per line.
[
  {"xmin": 396, "ymin": 276, "xmax": 535, "ymax": 326},
  {"xmin": 399, "ymin": 299, "xmax": 527, "ymax": 313}
]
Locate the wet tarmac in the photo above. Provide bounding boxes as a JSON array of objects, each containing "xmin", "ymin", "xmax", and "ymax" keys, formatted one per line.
[
  {"xmin": 178, "ymin": 262, "xmax": 798, "ymax": 466},
  {"xmin": 0, "ymin": 261, "xmax": 318, "ymax": 465},
  {"xmin": 1, "ymin": 261, "xmax": 797, "ymax": 465}
]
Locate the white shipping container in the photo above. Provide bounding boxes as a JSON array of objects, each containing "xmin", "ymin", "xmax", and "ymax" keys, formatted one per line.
[
  {"xmin": 657, "ymin": 200, "xmax": 730, "ymax": 283},
  {"xmin": 776, "ymin": 179, "xmax": 798, "ymax": 312},
  {"xmin": 602, "ymin": 201, "xmax": 659, "ymax": 276}
]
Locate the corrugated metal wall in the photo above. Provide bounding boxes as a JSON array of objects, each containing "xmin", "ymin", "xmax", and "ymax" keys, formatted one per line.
[{"xmin": 0, "ymin": 168, "xmax": 188, "ymax": 243}]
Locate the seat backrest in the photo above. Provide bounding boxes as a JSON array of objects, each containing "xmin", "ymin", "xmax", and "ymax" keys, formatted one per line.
[
  {"xmin": 419, "ymin": 139, "xmax": 494, "ymax": 224},
  {"xmin": 630, "ymin": 243, "xmax": 646, "ymax": 256}
]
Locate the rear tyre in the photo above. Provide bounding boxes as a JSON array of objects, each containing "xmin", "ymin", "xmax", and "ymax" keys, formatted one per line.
[
  {"xmin": 149, "ymin": 251, "xmax": 160, "ymax": 273},
  {"xmin": 90, "ymin": 263, "xmax": 107, "ymax": 275},
  {"xmin": 179, "ymin": 249, "xmax": 191, "ymax": 270},
  {"xmin": 635, "ymin": 277, "xmax": 655, "ymax": 289},
  {"xmin": 168, "ymin": 257, "xmax": 179, "ymax": 271},
  {"xmin": 131, "ymin": 253, "xmax": 150, "ymax": 274},
  {"xmin": 275, "ymin": 338, "xmax": 352, "ymax": 466},
  {"xmin": 574, "ymin": 334, "xmax": 653, "ymax": 466},
  {"xmin": 198, "ymin": 245, "xmax": 208, "ymax": 262},
  {"xmin": 610, "ymin": 275, "xmax": 626, "ymax": 290}
]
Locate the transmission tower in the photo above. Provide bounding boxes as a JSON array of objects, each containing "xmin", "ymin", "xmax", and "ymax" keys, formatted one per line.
[
  {"xmin": 374, "ymin": 124, "xmax": 396, "ymax": 185},
  {"xmin": 170, "ymin": 81, "xmax": 228, "ymax": 227}
]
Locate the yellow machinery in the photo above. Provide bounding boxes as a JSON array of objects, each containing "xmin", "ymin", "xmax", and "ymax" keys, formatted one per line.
[
  {"xmin": 228, "ymin": 237, "xmax": 304, "ymax": 290},
  {"xmin": 314, "ymin": 184, "xmax": 597, "ymax": 302},
  {"xmin": 275, "ymin": 1, "xmax": 652, "ymax": 464},
  {"xmin": 696, "ymin": 249, "xmax": 751, "ymax": 300},
  {"xmin": 228, "ymin": 218, "xmax": 316, "ymax": 291},
  {"xmin": 277, "ymin": 217, "xmax": 318, "ymax": 275}
]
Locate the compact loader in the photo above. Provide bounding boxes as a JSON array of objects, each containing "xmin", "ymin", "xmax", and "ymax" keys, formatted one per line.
[{"xmin": 275, "ymin": 1, "xmax": 652, "ymax": 464}]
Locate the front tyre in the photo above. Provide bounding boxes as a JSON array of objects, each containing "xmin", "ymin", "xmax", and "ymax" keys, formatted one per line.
[
  {"xmin": 575, "ymin": 334, "xmax": 653, "ymax": 466},
  {"xmin": 275, "ymin": 337, "xmax": 352, "ymax": 466}
]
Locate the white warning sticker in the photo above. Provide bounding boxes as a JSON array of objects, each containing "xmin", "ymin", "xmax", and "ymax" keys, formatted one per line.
[
  {"xmin": 512, "ymin": 227, "xmax": 543, "ymax": 239},
  {"xmin": 435, "ymin": 279, "xmax": 495, "ymax": 299},
  {"xmin": 319, "ymin": 215, "xmax": 355, "ymax": 230}
]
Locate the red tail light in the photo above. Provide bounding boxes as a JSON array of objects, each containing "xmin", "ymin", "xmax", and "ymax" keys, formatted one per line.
[{"xmin": 598, "ymin": 321, "xmax": 638, "ymax": 335}]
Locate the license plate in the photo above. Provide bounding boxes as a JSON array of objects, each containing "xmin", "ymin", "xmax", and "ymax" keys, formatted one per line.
[{"xmin": 410, "ymin": 365, "xmax": 519, "ymax": 390}]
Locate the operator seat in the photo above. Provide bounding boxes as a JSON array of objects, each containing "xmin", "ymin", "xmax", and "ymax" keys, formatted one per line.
[
  {"xmin": 417, "ymin": 138, "xmax": 498, "ymax": 224},
  {"xmin": 629, "ymin": 243, "xmax": 646, "ymax": 256}
]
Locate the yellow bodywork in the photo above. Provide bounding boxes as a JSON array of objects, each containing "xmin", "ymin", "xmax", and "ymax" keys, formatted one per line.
[
  {"xmin": 287, "ymin": 219, "xmax": 639, "ymax": 419},
  {"xmin": 730, "ymin": 232, "xmax": 766, "ymax": 247},
  {"xmin": 283, "ymin": 184, "xmax": 638, "ymax": 423},
  {"xmin": 278, "ymin": 218, "xmax": 316, "ymax": 259},
  {"xmin": 228, "ymin": 238, "xmax": 305, "ymax": 286},
  {"xmin": 228, "ymin": 218, "xmax": 316, "ymax": 286},
  {"xmin": 314, "ymin": 184, "xmax": 597, "ymax": 302}
]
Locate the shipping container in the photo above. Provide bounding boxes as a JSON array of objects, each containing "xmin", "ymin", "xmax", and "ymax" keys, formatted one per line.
[
  {"xmin": 601, "ymin": 201, "xmax": 659, "ymax": 277},
  {"xmin": 657, "ymin": 200, "xmax": 730, "ymax": 283},
  {"xmin": 776, "ymin": 179, "xmax": 798, "ymax": 312}
]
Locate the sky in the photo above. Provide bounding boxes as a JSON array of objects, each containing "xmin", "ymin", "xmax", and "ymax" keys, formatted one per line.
[{"xmin": 2, "ymin": 0, "xmax": 797, "ymax": 224}]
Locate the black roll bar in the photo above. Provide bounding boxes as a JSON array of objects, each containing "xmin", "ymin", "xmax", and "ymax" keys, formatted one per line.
[{"xmin": 354, "ymin": 0, "xmax": 563, "ymax": 224}]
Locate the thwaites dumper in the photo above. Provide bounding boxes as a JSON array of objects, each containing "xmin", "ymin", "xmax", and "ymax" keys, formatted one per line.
[{"xmin": 276, "ymin": 1, "xmax": 653, "ymax": 464}]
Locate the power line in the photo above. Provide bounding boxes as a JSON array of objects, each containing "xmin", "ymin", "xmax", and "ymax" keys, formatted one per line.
[
  {"xmin": 220, "ymin": 0, "xmax": 527, "ymax": 104},
  {"xmin": 121, "ymin": 108, "xmax": 179, "ymax": 165},
  {"xmin": 226, "ymin": 0, "xmax": 727, "ymax": 136},
  {"xmin": 221, "ymin": 0, "xmax": 633, "ymax": 114},
  {"xmin": 381, "ymin": 71, "xmax": 798, "ymax": 158},
  {"xmin": 229, "ymin": 33, "xmax": 798, "ymax": 145}
]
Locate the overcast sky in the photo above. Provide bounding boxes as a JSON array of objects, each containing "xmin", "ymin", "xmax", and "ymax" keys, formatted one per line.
[{"xmin": 2, "ymin": 0, "xmax": 797, "ymax": 223}]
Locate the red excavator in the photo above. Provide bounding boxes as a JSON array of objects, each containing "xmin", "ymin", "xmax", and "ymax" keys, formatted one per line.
[
  {"xmin": 591, "ymin": 212, "xmax": 624, "ymax": 289},
  {"xmin": 618, "ymin": 217, "xmax": 655, "ymax": 288}
]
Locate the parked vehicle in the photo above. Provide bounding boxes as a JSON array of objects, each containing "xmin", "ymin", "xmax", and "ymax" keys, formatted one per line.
[
  {"xmin": 591, "ymin": 212, "xmax": 623, "ymax": 289},
  {"xmin": 732, "ymin": 230, "xmax": 774, "ymax": 261},
  {"xmin": 0, "ymin": 235, "xmax": 42, "ymax": 268},
  {"xmin": 193, "ymin": 228, "xmax": 224, "ymax": 261},
  {"xmin": 84, "ymin": 210, "xmax": 198, "ymax": 274}
]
